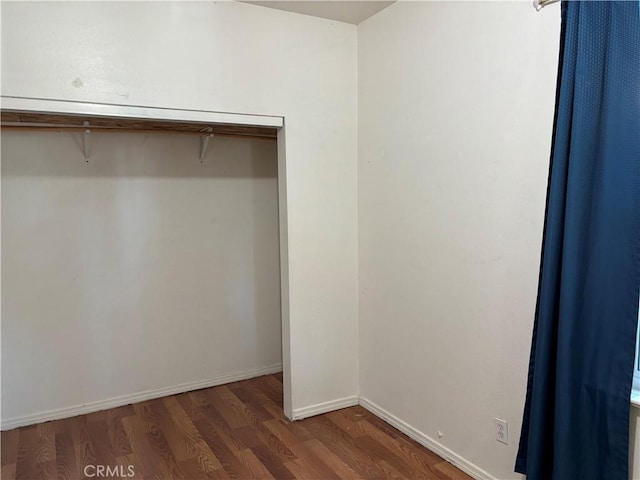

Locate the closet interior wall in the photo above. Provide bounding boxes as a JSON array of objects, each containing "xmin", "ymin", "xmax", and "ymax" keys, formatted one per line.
[{"xmin": 1, "ymin": 126, "xmax": 282, "ymax": 426}]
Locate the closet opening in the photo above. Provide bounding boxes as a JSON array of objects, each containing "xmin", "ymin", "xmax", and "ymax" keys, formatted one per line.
[{"xmin": 0, "ymin": 99, "xmax": 293, "ymax": 428}]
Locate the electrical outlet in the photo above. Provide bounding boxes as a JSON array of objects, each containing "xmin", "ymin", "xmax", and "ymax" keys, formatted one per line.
[{"xmin": 494, "ymin": 417, "xmax": 508, "ymax": 445}]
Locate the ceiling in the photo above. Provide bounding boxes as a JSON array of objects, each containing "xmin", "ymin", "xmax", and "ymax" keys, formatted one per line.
[{"xmin": 240, "ymin": 1, "xmax": 395, "ymax": 25}]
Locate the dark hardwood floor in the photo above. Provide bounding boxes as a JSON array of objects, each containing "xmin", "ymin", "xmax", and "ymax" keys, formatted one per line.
[{"xmin": 1, "ymin": 374, "xmax": 472, "ymax": 479}]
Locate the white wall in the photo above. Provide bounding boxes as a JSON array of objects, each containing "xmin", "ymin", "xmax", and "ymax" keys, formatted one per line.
[
  {"xmin": 358, "ymin": 2, "xmax": 561, "ymax": 479},
  {"xmin": 1, "ymin": 131, "xmax": 282, "ymax": 423},
  {"xmin": 633, "ymin": 407, "xmax": 640, "ymax": 480},
  {"xmin": 4, "ymin": 2, "xmax": 637, "ymax": 477},
  {"xmin": 0, "ymin": 1, "xmax": 359, "ymax": 418}
]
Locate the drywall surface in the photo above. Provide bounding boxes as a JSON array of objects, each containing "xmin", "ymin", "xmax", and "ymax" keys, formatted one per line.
[
  {"xmin": 1, "ymin": 131, "xmax": 282, "ymax": 423},
  {"xmin": 632, "ymin": 404, "xmax": 640, "ymax": 479},
  {"xmin": 358, "ymin": 2, "xmax": 563, "ymax": 479},
  {"xmin": 1, "ymin": 1, "xmax": 359, "ymax": 416}
]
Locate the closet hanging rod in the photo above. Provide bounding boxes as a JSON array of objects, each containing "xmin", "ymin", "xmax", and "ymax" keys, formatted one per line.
[
  {"xmin": 0, "ymin": 124, "xmax": 277, "ymax": 141},
  {"xmin": 0, "ymin": 110, "xmax": 279, "ymax": 140}
]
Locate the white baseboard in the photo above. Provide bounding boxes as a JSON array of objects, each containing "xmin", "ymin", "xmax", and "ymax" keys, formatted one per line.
[
  {"xmin": 292, "ymin": 395, "xmax": 359, "ymax": 420},
  {"xmin": 359, "ymin": 396, "xmax": 498, "ymax": 480},
  {"xmin": 1, "ymin": 363, "xmax": 282, "ymax": 431}
]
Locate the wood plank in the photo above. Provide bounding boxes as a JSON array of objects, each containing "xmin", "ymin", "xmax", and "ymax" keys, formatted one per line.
[
  {"xmin": 216, "ymin": 386, "xmax": 259, "ymax": 428},
  {"xmin": 190, "ymin": 392, "xmax": 248, "ymax": 453},
  {"xmin": 378, "ymin": 459, "xmax": 410, "ymax": 480},
  {"xmin": 228, "ymin": 384, "xmax": 275, "ymax": 423},
  {"xmin": 367, "ymin": 422, "xmax": 451, "ymax": 478},
  {"xmin": 178, "ymin": 457, "xmax": 230, "ymax": 480},
  {"xmin": 162, "ymin": 396, "xmax": 223, "ymax": 472},
  {"xmin": 55, "ymin": 432, "xmax": 79, "ymax": 480},
  {"xmin": 134, "ymin": 402, "xmax": 186, "ymax": 479},
  {"xmin": 261, "ymin": 418, "xmax": 304, "ymax": 450},
  {"xmin": 37, "ymin": 460, "xmax": 57, "ymax": 479},
  {"xmin": 192, "ymin": 416, "xmax": 252, "ymax": 480},
  {"xmin": 202, "ymin": 388, "xmax": 249, "ymax": 430},
  {"xmin": 114, "ymin": 454, "xmax": 142, "ymax": 480},
  {"xmin": 70, "ymin": 416, "xmax": 97, "ymax": 477},
  {"xmin": 106, "ymin": 416, "xmax": 133, "ymax": 457},
  {"xmin": 14, "ymin": 427, "xmax": 42, "ymax": 480},
  {"xmin": 434, "ymin": 461, "xmax": 475, "ymax": 480},
  {"xmin": 36, "ymin": 418, "xmax": 72, "ymax": 437},
  {"xmin": 304, "ymin": 439, "xmax": 364, "ymax": 480},
  {"xmin": 87, "ymin": 420, "xmax": 117, "ymax": 468},
  {"xmin": 254, "ymin": 376, "xmax": 284, "ymax": 408},
  {"xmin": 1, "ymin": 462, "xmax": 16, "ymax": 480},
  {"xmin": 175, "ymin": 392, "xmax": 207, "ymax": 424},
  {"xmin": 0, "ymin": 111, "xmax": 278, "ymax": 139},
  {"xmin": 250, "ymin": 444, "xmax": 296, "ymax": 480},
  {"xmin": 355, "ymin": 435, "xmax": 427, "ymax": 479},
  {"xmin": 241, "ymin": 382, "xmax": 285, "ymax": 420},
  {"xmin": 233, "ymin": 448, "xmax": 275, "ymax": 480},
  {"xmin": 357, "ymin": 420, "xmax": 449, "ymax": 479},
  {"xmin": 257, "ymin": 427, "xmax": 297, "ymax": 464},
  {"xmin": 325, "ymin": 409, "xmax": 369, "ymax": 437},
  {"xmin": 286, "ymin": 440, "xmax": 340, "ymax": 480},
  {"xmin": 1, "ymin": 429, "xmax": 20, "ymax": 467},
  {"xmin": 300, "ymin": 417, "xmax": 389, "ymax": 478},
  {"xmin": 120, "ymin": 411, "xmax": 162, "ymax": 479}
]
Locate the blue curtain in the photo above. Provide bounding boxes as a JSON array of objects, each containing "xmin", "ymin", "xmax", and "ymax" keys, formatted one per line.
[{"xmin": 515, "ymin": 2, "xmax": 640, "ymax": 479}]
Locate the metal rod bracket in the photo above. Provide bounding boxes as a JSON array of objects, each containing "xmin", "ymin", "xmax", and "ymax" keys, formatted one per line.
[
  {"xmin": 199, "ymin": 128, "xmax": 214, "ymax": 163},
  {"xmin": 83, "ymin": 121, "xmax": 90, "ymax": 161}
]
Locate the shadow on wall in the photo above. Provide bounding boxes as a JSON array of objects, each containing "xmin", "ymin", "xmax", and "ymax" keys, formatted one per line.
[{"xmin": 251, "ymin": 137, "xmax": 283, "ymax": 363}]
